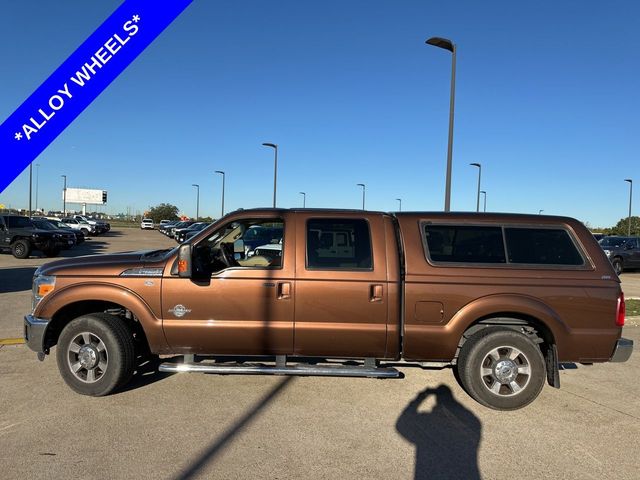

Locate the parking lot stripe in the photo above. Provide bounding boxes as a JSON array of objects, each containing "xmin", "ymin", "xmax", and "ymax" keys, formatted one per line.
[{"xmin": 0, "ymin": 338, "xmax": 25, "ymax": 345}]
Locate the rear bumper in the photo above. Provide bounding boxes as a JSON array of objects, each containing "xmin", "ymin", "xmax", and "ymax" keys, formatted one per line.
[
  {"xmin": 610, "ymin": 338, "xmax": 633, "ymax": 362},
  {"xmin": 24, "ymin": 315, "xmax": 49, "ymax": 354}
]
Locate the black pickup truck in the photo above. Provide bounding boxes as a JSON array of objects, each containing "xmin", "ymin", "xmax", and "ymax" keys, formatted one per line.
[{"xmin": 0, "ymin": 215, "xmax": 75, "ymax": 258}]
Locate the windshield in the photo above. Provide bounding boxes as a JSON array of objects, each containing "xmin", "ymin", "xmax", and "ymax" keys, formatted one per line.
[{"xmin": 33, "ymin": 220, "xmax": 56, "ymax": 231}]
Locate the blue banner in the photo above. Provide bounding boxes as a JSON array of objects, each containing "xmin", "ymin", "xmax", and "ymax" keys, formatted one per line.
[{"xmin": 0, "ymin": 0, "xmax": 193, "ymax": 193}]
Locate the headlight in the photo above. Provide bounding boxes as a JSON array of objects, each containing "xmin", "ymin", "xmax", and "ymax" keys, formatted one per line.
[
  {"xmin": 604, "ymin": 249, "xmax": 612, "ymax": 257},
  {"xmin": 32, "ymin": 275, "xmax": 56, "ymax": 312}
]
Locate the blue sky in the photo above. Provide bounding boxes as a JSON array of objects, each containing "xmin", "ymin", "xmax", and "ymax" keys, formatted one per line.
[{"xmin": 0, "ymin": 0, "xmax": 638, "ymax": 227}]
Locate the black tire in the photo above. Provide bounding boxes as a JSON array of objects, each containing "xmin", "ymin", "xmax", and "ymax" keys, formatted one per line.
[
  {"xmin": 612, "ymin": 257, "xmax": 623, "ymax": 275},
  {"xmin": 56, "ymin": 313, "xmax": 136, "ymax": 396},
  {"xmin": 81, "ymin": 228, "xmax": 90, "ymax": 236},
  {"xmin": 456, "ymin": 327, "xmax": 546, "ymax": 410},
  {"xmin": 11, "ymin": 239, "xmax": 31, "ymax": 259},
  {"xmin": 42, "ymin": 248, "xmax": 60, "ymax": 257}
]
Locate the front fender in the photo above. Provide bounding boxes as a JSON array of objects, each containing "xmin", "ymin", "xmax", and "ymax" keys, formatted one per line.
[{"xmin": 36, "ymin": 281, "xmax": 169, "ymax": 353}]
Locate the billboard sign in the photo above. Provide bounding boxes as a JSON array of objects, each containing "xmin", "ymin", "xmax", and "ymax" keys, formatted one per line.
[{"xmin": 64, "ymin": 187, "xmax": 107, "ymax": 204}]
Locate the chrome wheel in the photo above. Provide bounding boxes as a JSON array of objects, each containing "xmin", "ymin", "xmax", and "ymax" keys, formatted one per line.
[
  {"xmin": 67, "ymin": 332, "xmax": 108, "ymax": 383},
  {"xmin": 480, "ymin": 345, "xmax": 531, "ymax": 396}
]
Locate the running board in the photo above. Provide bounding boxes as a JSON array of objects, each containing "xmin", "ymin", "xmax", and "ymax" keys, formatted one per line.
[{"xmin": 158, "ymin": 359, "xmax": 400, "ymax": 379}]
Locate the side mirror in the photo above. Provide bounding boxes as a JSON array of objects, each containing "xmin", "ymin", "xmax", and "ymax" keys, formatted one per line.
[{"xmin": 177, "ymin": 243, "xmax": 192, "ymax": 278}]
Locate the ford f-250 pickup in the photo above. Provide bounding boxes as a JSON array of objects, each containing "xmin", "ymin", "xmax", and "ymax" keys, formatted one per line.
[{"xmin": 24, "ymin": 209, "xmax": 633, "ymax": 410}]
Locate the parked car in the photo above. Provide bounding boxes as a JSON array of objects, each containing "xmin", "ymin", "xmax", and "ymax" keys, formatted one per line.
[
  {"xmin": 158, "ymin": 221, "xmax": 179, "ymax": 235},
  {"xmin": 24, "ymin": 210, "xmax": 632, "ymax": 410},
  {"xmin": 140, "ymin": 218, "xmax": 155, "ymax": 230},
  {"xmin": 31, "ymin": 218, "xmax": 84, "ymax": 246},
  {"xmin": 174, "ymin": 222, "xmax": 208, "ymax": 243},
  {"xmin": 0, "ymin": 215, "xmax": 75, "ymax": 258},
  {"xmin": 61, "ymin": 218, "xmax": 96, "ymax": 236},
  {"xmin": 167, "ymin": 221, "xmax": 195, "ymax": 238},
  {"xmin": 599, "ymin": 236, "xmax": 640, "ymax": 274},
  {"xmin": 159, "ymin": 220, "xmax": 172, "ymax": 227},
  {"xmin": 73, "ymin": 215, "xmax": 110, "ymax": 233}
]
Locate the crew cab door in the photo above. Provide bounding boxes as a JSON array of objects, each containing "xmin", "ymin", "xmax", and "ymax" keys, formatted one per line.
[
  {"xmin": 162, "ymin": 213, "xmax": 295, "ymax": 355},
  {"xmin": 293, "ymin": 213, "xmax": 392, "ymax": 358}
]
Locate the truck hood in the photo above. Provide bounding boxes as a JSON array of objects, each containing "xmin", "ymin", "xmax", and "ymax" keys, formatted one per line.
[{"xmin": 36, "ymin": 250, "xmax": 171, "ymax": 277}]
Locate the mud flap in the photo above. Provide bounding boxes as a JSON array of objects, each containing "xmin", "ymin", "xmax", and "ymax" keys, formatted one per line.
[{"xmin": 546, "ymin": 344, "xmax": 560, "ymax": 388}]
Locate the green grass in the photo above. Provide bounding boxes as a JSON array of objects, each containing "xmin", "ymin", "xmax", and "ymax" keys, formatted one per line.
[{"xmin": 627, "ymin": 299, "xmax": 640, "ymax": 317}]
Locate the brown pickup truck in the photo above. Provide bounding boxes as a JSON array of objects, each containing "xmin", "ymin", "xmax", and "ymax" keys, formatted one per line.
[{"xmin": 24, "ymin": 209, "xmax": 632, "ymax": 410}]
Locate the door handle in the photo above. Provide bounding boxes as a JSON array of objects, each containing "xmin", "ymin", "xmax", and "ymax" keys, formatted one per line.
[
  {"xmin": 278, "ymin": 282, "xmax": 291, "ymax": 300},
  {"xmin": 370, "ymin": 284, "xmax": 383, "ymax": 302}
]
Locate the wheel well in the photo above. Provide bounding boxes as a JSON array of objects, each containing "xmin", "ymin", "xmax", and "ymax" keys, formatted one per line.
[
  {"xmin": 457, "ymin": 312, "xmax": 559, "ymax": 388},
  {"xmin": 44, "ymin": 300, "xmax": 149, "ymax": 354}
]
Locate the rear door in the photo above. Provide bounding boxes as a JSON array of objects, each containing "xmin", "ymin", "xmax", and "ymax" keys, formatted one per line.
[{"xmin": 293, "ymin": 213, "xmax": 390, "ymax": 358}]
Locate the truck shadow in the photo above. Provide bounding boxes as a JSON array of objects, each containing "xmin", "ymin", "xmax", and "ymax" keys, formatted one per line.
[
  {"xmin": 396, "ymin": 384, "xmax": 482, "ymax": 480},
  {"xmin": 171, "ymin": 376, "xmax": 294, "ymax": 480},
  {"xmin": 0, "ymin": 267, "xmax": 37, "ymax": 293}
]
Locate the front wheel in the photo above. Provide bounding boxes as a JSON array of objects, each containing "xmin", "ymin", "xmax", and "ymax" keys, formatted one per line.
[
  {"xmin": 455, "ymin": 327, "xmax": 546, "ymax": 410},
  {"xmin": 612, "ymin": 257, "xmax": 623, "ymax": 275},
  {"xmin": 56, "ymin": 313, "xmax": 135, "ymax": 396}
]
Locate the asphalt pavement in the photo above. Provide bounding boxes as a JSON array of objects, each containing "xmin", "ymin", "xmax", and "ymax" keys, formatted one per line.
[{"xmin": 1, "ymin": 229, "xmax": 639, "ymax": 479}]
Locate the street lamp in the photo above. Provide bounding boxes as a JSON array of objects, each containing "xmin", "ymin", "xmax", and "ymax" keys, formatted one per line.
[
  {"xmin": 299, "ymin": 191, "xmax": 306, "ymax": 208},
  {"xmin": 426, "ymin": 36, "xmax": 456, "ymax": 212},
  {"xmin": 625, "ymin": 179, "xmax": 633, "ymax": 236},
  {"xmin": 61, "ymin": 175, "xmax": 67, "ymax": 216},
  {"xmin": 262, "ymin": 143, "xmax": 278, "ymax": 207},
  {"xmin": 396, "ymin": 198, "xmax": 402, "ymax": 212},
  {"xmin": 539, "ymin": 209, "xmax": 544, "ymax": 215},
  {"xmin": 480, "ymin": 190, "xmax": 486, "ymax": 212},
  {"xmin": 357, "ymin": 183, "xmax": 366, "ymax": 210},
  {"xmin": 192, "ymin": 184, "xmax": 200, "ymax": 220},
  {"xmin": 35, "ymin": 164, "xmax": 40, "ymax": 213},
  {"xmin": 215, "ymin": 171, "xmax": 225, "ymax": 218},
  {"xmin": 470, "ymin": 163, "xmax": 481, "ymax": 212},
  {"xmin": 28, "ymin": 163, "xmax": 33, "ymax": 218}
]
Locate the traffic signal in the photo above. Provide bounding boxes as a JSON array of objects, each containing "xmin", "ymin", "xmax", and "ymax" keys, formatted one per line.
[{"xmin": 102, "ymin": 191, "xmax": 108, "ymax": 203}]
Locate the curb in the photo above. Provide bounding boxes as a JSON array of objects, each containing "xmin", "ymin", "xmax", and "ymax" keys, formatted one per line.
[{"xmin": 0, "ymin": 338, "xmax": 25, "ymax": 346}]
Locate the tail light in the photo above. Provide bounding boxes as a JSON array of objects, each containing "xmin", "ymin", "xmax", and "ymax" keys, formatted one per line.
[{"xmin": 616, "ymin": 292, "xmax": 625, "ymax": 327}]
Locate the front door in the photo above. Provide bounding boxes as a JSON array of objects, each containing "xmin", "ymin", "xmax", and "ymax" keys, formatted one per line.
[
  {"xmin": 162, "ymin": 214, "xmax": 295, "ymax": 355},
  {"xmin": 293, "ymin": 214, "xmax": 389, "ymax": 358}
]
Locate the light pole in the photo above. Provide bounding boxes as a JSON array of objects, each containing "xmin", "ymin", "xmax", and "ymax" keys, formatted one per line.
[
  {"xmin": 61, "ymin": 175, "xmax": 67, "ymax": 216},
  {"xmin": 396, "ymin": 198, "xmax": 402, "ymax": 211},
  {"xmin": 299, "ymin": 191, "xmax": 306, "ymax": 208},
  {"xmin": 215, "ymin": 171, "xmax": 225, "ymax": 218},
  {"xmin": 357, "ymin": 183, "xmax": 366, "ymax": 210},
  {"xmin": 470, "ymin": 162, "xmax": 481, "ymax": 212},
  {"xmin": 539, "ymin": 209, "xmax": 544, "ymax": 215},
  {"xmin": 28, "ymin": 163, "xmax": 33, "ymax": 218},
  {"xmin": 480, "ymin": 190, "xmax": 486, "ymax": 212},
  {"xmin": 625, "ymin": 179, "xmax": 633, "ymax": 236},
  {"xmin": 426, "ymin": 36, "xmax": 456, "ymax": 212},
  {"xmin": 262, "ymin": 143, "xmax": 278, "ymax": 207},
  {"xmin": 192, "ymin": 184, "xmax": 200, "ymax": 220},
  {"xmin": 35, "ymin": 164, "xmax": 40, "ymax": 213}
]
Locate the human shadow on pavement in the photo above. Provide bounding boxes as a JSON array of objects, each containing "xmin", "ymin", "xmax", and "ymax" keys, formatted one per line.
[
  {"xmin": 0, "ymin": 267, "xmax": 37, "ymax": 293},
  {"xmin": 172, "ymin": 376, "xmax": 294, "ymax": 480},
  {"xmin": 396, "ymin": 385, "xmax": 482, "ymax": 480}
]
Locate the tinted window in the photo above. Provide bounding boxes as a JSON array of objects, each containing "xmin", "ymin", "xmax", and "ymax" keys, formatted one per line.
[
  {"xmin": 7, "ymin": 216, "xmax": 33, "ymax": 228},
  {"xmin": 306, "ymin": 219, "xmax": 372, "ymax": 269},
  {"xmin": 424, "ymin": 225, "xmax": 506, "ymax": 263},
  {"xmin": 505, "ymin": 228, "xmax": 583, "ymax": 265}
]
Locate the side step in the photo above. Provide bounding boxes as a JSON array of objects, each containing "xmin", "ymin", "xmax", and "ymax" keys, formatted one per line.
[{"xmin": 158, "ymin": 356, "xmax": 400, "ymax": 379}]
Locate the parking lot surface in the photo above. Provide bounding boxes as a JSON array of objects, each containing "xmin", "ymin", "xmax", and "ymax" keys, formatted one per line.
[{"xmin": 1, "ymin": 229, "xmax": 639, "ymax": 479}]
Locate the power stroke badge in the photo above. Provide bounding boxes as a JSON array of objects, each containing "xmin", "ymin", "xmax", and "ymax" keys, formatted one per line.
[{"xmin": 168, "ymin": 304, "xmax": 191, "ymax": 318}]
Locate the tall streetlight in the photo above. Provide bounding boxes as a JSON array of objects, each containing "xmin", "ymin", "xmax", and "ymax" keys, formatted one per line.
[
  {"xmin": 299, "ymin": 191, "xmax": 306, "ymax": 208},
  {"xmin": 625, "ymin": 179, "xmax": 633, "ymax": 236},
  {"xmin": 480, "ymin": 190, "xmax": 486, "ymax": 212},
  {"xmin": 470, "ymin": 162, "xmax": 481, "ymax": 212},
  {"xmin": 28, "ymin": 163, "xmax": 33, "ymax": 217},
  {"xmin": 61, "ymin": 175, "xmax": 67, "ymax": 216},
  {"xmin": 426, "ymin": 36, "xmax": 456, "ymax": 212},
  {"xmin": 539, "ymin": 209, "xmax": 544, "ymax": 215},
  {"xmin": 35, "ymin": 164, "xmax": 40, "ymax": 213},
  {"xmin": 357, "ymin": 183, "xmax": 366, "ymax": 210},
  {"xmin": 396, "ymin": 198, "xmax": 402, "ymax": 211},
  {"xmin": 192, "ymin": 184, "xmax": 200, "ymax": 220},
  {"xmin": 262, "ymin": 143, "xmax": 278, "ymax": 207},
  {"xmin": 215, "ymin": 171, "xmax": 225, "ymax": 218}
]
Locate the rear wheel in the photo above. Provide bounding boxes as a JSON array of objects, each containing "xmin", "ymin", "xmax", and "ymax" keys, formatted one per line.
[
  {"xmin": 56, "ymin": 313, "xmax": 135, "ymax": 396},
  {"xmin": 456, "ymin": 327, "xmax": 546, "ymax": 410},
  {"xmin": 11, "ymin": 239, "xmax": 31, "ymax": 259},
  {"xmin": 612, "ymin": 257, "xmax": 623, "ymax": 275}
]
